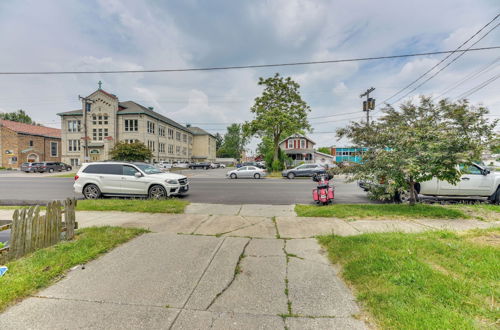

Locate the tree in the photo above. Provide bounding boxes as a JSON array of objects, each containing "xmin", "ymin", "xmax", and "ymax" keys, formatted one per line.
[
  {"xmin": 337, "ymin": 97, "xmax": 498, "ymax": 205},
  {"xmin": 214, "ymin": 132, "xmax": 224, "ymax": 151},
  {"xmin": 0, "ymin": 110, "xmax": 37, "ymax": 125},
  {"xmin": 317, "ymin": 147, "xmax": 331, "ymax": 155},
  {"xmin": 109, "ymin": 141, "xmax": 153, "ymax": 162},
  {"xmin": 217, "ymin": 124, "xmax": 247, "ymax": 159},
  {"xmin": 244, "ymin": 73, "xmax": 311, "ymax": 170}
]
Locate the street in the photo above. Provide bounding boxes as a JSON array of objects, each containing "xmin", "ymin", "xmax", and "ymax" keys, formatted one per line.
[{"xmin": 0, "ymin": 169, "xmax": 372, "ymax": 205}]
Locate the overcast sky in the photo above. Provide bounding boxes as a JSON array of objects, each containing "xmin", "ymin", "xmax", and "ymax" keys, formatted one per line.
[{"xmin": 0, "ymin": 0, "xmax": 499, "ymax": 152}]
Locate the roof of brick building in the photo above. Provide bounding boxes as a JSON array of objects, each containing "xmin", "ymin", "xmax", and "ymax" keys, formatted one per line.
[{"xmin": 0, "ymin": 119, "xmax": 61, "ymax": 138}]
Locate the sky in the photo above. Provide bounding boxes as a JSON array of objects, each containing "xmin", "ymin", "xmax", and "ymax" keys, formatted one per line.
[{"xmin": 0, "ymin": 0, "xmax": 499, "ymax": 153}]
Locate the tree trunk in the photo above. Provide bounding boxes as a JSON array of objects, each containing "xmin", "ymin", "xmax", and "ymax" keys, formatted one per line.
[
  {"xmin": 409, "ymin": 178, "xmax": 416, "ymax": 206},
  {"xmin": 273, "ymin": 136, "xmax": 280, "ymax": 164}
]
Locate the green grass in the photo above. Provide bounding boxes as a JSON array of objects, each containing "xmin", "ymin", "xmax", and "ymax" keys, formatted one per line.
[
  {"xmin": 0, "ymin": 242, "xmax": 4, "ymax": 248},
  {"xmin": 75, "ymin": 198, "xmax": 189, "ymax": 213},
  {"xmin": 318, "ymin": 228, "xmax": 500, "ymax": 329},
  {"xmin": 51, "ymin": 172, "xmax": 77, "ymax": 178},
  {"xmin": 295, "ymin": 204, "xmax": 469, "ymax": 219},
  {"xmin": 0, "ymin": 226, "xmax": 146, "ymax": 312}
]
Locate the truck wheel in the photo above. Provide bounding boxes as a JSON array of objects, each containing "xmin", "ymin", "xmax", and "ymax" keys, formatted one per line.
[
  {"xmin": 492, "ymin": 187, "xmax": 500, "ymax": 205},
  {"xmin": 395, "ymin": 190, "xmax": 419, "ymax": 203}
]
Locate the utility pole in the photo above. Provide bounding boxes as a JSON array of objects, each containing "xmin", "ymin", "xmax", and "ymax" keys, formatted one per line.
[
  {"xmin": 78, "ymin": 95, "xmax": 93, "ymax": 162},
  {"xmin": 360, "ymin": 87, "xmax": 376, "ymax": 126}
]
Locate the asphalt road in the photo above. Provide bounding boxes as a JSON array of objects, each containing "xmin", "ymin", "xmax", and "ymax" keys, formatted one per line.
[{"xmin": 0, "ymin": 169, "xmax": 373, "ymax": 205}]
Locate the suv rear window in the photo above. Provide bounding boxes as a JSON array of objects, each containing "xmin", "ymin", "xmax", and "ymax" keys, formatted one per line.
[{"xmin": 83, "ymin": 164, "xmax": 122, "ymax": 175}]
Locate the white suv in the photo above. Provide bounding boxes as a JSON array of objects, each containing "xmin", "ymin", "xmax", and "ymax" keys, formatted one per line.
[{"xmin": 74, "ymin": 162, "xmax": 189, "ymax": 199}]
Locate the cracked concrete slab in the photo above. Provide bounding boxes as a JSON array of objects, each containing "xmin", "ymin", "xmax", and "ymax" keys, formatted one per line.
[
  {"xmin": 246, "ymin": 238, "xmax": 284, "ymax": 257},
  {"xmin": 194, "ymin": 215, "xmax": 265, "ymax": 236},
  {"xmin": 349, "ymin": 220, "xmax": 427, "ymax": 233},
  {"xmin": 276, "ymin": 216, "xmax": 359, "ymax": 238},
  {"xmin": 286, "ymin": 238, "xmax": 331, "ymax": 265},
  {"xmin": 223, "ymin": 218, "xmax": 277, "ymax": 238},
  {"xmin": 0, "ymin": 297, "xmax": 179, "ymax": 330},
  {"xmin": 185, "ymin": 203, "xmax": 242, "ymax": 215},
  {"xmin": 239, "ymin": 204, "xmax": 296, "ymax": 217},
  {"xmin": 287, "ymin": 248, "xmax": 360, "ymax": 317},
  {"xmin": 413, "ymin": 219, "xmax": 499, "ymax": 231},
  {"xmin": 208, "ymin": 256, "xmax": 288, "ymax": 315},
  {"xmin": 286, "ymin": 317, "xmax": 367, "ymax": 330},
  {"xmin": 39, "ymin": 233, "xmax": 222, "ymax": 308},
  {"xmin": 172, "ymin": 310, "xmax": 284, "ymax": 329},
  {"xmin": 185, "ymin": 237, "xmax": 250, "ymax": 310}
]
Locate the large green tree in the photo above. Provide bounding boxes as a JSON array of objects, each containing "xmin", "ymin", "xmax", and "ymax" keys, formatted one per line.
[
  {"xmin": 0, "ymin": 110, "xmax": 36, "ymax": 124},
  {"xmin": 214, "ymin": 132, "xmax": 224, "ymax": 151},
  {"xmin": 337, "ymin": 97, "xmax": 498, "ymax": 205},
  {"xmin": 244, "ymin": 73, "xmax": 311, "ymax": 170},
  {"xmin": 217, "ymin": 124, "xmax": 247, "ymax": 159},
  {"xmin": 110, "ymin": 141, "xmax": 153, "ymax": 162}
]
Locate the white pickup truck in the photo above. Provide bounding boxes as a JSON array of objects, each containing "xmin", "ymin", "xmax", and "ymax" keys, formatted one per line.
[{"xmin": 412, "ymin": 163, "xmax": 500, "ymax": 203}]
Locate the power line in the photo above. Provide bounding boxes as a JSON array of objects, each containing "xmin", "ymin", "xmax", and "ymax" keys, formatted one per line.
[
  {"xmin": 372, "ymin": 15, "xmax": 500, "ymax": 112},
  {"xmin": 432, "ymin": 56, "xmax": 500, "ymax": 100},
  {"xmin": 454, "ymin": 73, "xmax": 500, "ymax": 99},
  {"xmin": 388, "ymin": 22, "xmax": 500, "ymax": 106},
  {"xmin": 0, "ymin": 46, "xmax": 499, "ymax": 75}
]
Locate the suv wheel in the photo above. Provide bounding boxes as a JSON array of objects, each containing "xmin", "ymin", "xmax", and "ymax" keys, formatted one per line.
[
  {"xmin": 287, "ymin": 172, "xmax": 295, "ymax": 179},
  {"xmin": 230, "ymin": 173, "xmax": 237, "ymax": 179},
  {"xmin": 254, "ymin": 173, "xmax": 261, "ymax": 179},
  {"xmin": 48, "ymin": 168, "xmax": 54, "ymax": 173},
  {"xmin": 67, "ymin": 167, "xmax": 72, "ymax": 171},
  {"xmin": 149, "ymin": 185, "xmax": 167, "ymax": 199},
  {"xmin": 492, "ymin": 187, "xmax": 500, "ymax": 205},
  {"xmin": 83, "ymin": 184, "xmax": 101, "ymax": 199}
]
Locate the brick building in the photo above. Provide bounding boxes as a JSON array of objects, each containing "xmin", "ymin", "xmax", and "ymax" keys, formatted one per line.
[{"xmin": 0, "ymin": 119, "xmax": 61, "ymax": 168}]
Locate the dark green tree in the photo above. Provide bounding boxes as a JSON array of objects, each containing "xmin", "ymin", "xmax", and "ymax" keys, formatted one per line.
[
  {"xmin": 338, "ymin": 97, "xmax": 498, "ymax": 205},
  {"xmin": 214, "ymin": 132, "xmax": 224, "ymax": 151},
  {"xmin": 109, "ymin": 141, "xmax": 153, "ymax": 162},
  {"xmin": 0, "ymin": 110, "xmax": 37, "ymax": 124},
  {"xmin": 244, "ymin": 73, "xmax": 311, "ymax": 170},
  {"xmin": 217, "ymin": 124, "xmax": 247, "ymax": 159}
]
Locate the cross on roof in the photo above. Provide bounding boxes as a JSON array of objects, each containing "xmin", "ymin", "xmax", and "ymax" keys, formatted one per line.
[{"xmin": 98, "ymin": 81, "xmax": 102, "ymax": 89}]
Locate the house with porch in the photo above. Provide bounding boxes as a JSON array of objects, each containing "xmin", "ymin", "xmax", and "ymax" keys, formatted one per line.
[{"xmin": 279, "ymin": 134, "xmax": 335, "ymax": 167}]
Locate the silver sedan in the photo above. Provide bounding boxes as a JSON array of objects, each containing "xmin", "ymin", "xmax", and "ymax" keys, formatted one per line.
[{"xmin": 226, "ymin": 166, "xmax": 267, "ymax": 179}]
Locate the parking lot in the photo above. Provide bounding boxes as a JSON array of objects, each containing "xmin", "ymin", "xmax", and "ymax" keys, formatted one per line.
[{"xmin": 0, "ymin": 168, "xmax": 373, "ymax": 205}]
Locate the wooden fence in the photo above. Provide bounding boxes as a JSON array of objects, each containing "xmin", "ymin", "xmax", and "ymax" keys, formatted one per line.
[{"xmin": 0, "ymin": 198, "xmax": 78, "ymax": 263}]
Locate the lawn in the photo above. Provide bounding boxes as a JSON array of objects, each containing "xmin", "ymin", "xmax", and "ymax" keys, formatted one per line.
[
  {"xmin": 318, "ymin": 228, "xmax": 500, "ymax": 329},
  {"xmin": 0, "ymin": 226, "xmax": 146, "ymax": 312},
  {"xmin": 0, "ymin": 199, "xmax": 189, "ymax": 214},
  {"xmin": 295, "ymin": 204, "xmax": 469, "ymax": 219},
  {"xmin": 75, "ymin": 198, "xmax": 189, "ymax": 213},
  {"xmin": 51, "ymin": 172, "xmax": 77, "ymax": 178}
]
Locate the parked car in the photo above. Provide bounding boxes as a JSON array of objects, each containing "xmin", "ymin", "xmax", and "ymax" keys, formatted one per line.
[
  {"xmin": 173, "ymin": 162, "xmax": 190, "ymax": 168},
  {"xmin": 189, "ymin": 162, "xmax": 210, "ymax": 170},
  {"xmin": 74, "ymin": 162, "xmax": 189, "ymax": 199},
  {"xmin": 37, "ymin": 162, "xmax": 71, "ymax": 173},
  {"xmin": 20, "ymin": 162, "xmax": 42, "ymax": 173},
  {"xmin": 226, "ymin": 166, "xmax": 267, "ymax": 179},
  {"xmin": 363, "ymin": 163, "xmax": 500, "ymax": 204},
  {"xmin": 237, "ymin": 162, "xmax": 265, "ymax": 169},
  {"xmin": 282, "ymin": 164, "xmax": 326, "ymax": 179}
]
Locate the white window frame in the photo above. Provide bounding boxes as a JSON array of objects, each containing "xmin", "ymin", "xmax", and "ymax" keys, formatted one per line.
[
  {"xmin": 287, "ymin": 139, "xmax": 293, "ymax": 149},
  {"xmin": 300, "ymin": 139, "xmax": 306, "ymax": 149}
]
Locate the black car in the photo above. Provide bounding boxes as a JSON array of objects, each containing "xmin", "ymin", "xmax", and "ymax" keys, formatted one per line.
[
  {"xmin": 282, "ymin": 164, "xmax": 326, "ymax": 179},
  {"xmin": 37, "ymin": 162, "xmax": 72, "ymax": 173},
  {"xmin": 189, "ymin": 162, "xmax": 210, "ymax": 170}
]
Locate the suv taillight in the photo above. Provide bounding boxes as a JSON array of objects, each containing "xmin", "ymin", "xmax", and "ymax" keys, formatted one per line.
[{"xmin": 74, "ymin": 175, "xmax": 79, "ymax": 181}]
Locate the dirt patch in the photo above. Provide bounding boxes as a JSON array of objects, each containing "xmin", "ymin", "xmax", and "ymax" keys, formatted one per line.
[
  {"xmin": 424, "ymin": 260, "xmax": 461, "ymax": 279},
  {"xmin": 459, "ymin": 207, "xmax": 500, "ymax": 222},
  {"xmin": 467, "ymin": 233, "xmax": 500, "ymax": 247}
]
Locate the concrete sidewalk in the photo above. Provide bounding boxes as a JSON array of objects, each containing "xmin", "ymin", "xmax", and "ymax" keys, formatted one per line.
[{"xmin": 0, "ymin": 205, "xmax": 498, "ymax": 329}]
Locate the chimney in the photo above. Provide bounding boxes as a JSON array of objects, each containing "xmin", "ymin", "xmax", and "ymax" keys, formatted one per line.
[
  {"xmin": 186, "ymin": 123, "xmax": 191, "ymax": 127},
  {"xmin": 148, "ymin": 107, "xmax": 154, "ymax": 111}
]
